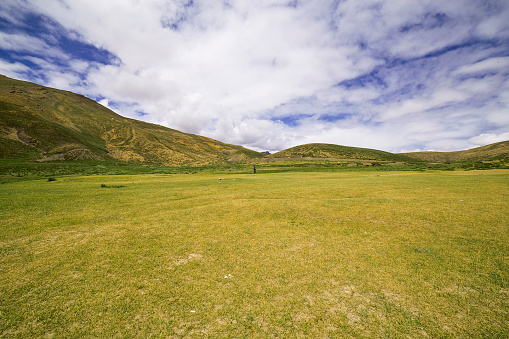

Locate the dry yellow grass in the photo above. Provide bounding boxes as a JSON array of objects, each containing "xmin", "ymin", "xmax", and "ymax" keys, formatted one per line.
[{"xmin": 1, "ymin": 170, "xmax": 508, "ymax": 337}]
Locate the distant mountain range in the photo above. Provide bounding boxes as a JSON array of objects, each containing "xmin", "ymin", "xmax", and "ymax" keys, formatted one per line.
[
  {"xmin": 265, "ymin": 141, "xmax": 509, "ymax": 163},
  {"xmin": 0, "ymin": 74, "xmax": 507, "ymax": 166}
]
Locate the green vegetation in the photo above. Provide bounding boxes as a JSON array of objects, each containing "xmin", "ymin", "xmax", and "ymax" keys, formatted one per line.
[
  {"xmin": 2, "ymin": 157, "xmax": 508, "ymax": 184},
  {"xmin": 100, "ymin": 183, "xmax": 125, "ymax": 188},
  {"xmin": 1, "ymin": 170, "xmax": 507, "ymax": 337}
]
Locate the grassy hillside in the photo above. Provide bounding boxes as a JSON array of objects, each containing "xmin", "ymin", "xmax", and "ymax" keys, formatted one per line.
[
  {"xmin": 0, "ymin": 75, "xmax": 262, "ymax": 166},
  {"xmin": 269, "ymin": 143, "xmax": 416, "ymax": 162},
  {"xmin": 401, "ymin": 140, "xmax": 509, "ymax": 162}
]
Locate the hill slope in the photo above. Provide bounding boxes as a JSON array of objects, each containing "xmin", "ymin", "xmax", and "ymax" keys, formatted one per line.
[
  {"xmin": 269, "ymin": 143, "xmax": 416, "ymax": 162},
  {"xmin": 401, "ymin": 141, "xmax": 509, "ymax": 162},
  {"xmin": 0, "ymin": 75, "xmax": 262, "ymax": 165}
]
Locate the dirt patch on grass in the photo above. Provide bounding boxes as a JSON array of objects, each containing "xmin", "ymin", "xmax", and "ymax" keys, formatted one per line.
[{"xmin": 169, "ymin": 253, "xmax": 203, "ymax": 269}]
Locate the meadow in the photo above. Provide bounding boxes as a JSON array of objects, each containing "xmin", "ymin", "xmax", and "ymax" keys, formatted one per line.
[{"xmin": 1, "ymin": 169, "xmax": 508, "ymax": 337}]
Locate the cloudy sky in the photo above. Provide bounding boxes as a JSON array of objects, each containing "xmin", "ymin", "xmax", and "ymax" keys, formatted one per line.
[{"xmin": 1, "ymin": 0, "xmax": 508, "ymax": 153}]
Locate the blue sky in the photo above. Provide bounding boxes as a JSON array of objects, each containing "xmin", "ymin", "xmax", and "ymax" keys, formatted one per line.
[{"xmin": 1, "ymin": 0, "xmax": 508, "ymax": 153}]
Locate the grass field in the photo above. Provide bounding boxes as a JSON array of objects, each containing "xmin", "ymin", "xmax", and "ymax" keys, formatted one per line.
[{"xmin": 1, "ymin": 170, "xmax": 508, "ymax": 337}]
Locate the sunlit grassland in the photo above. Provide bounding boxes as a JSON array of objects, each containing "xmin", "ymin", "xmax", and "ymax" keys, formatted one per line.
[{"xmin": 1, "ymin": 170, "xmax": 508, "ymax": 337}]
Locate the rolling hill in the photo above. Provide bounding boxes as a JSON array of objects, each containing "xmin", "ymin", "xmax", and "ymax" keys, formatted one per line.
[
  {"xmin": 401, "ymin": 141, "xmax": 509, "ymax": 162},
  {"xmin": 1, "ymin": 74, "xmax": 507, "ymax": 168},
  {"xmin": 268, "ymin": 143, "xmax": 416, "ymax": 162},
  {"xmin": 0, "ymin": 75, "xmax": 262, "ymax": 166}
]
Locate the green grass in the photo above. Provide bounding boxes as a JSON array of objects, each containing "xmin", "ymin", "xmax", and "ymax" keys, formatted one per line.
[
  {"xmin": 4, "ymin": 158, "xmax": 507, "ymax": 184},
  {"xmin": 1, "ymin": 170, "xmax": 508, "ymax": 337}
]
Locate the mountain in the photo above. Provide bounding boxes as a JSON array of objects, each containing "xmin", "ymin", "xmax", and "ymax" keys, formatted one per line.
[
  {"xmin": 401, "ymin": 141, "xmax": 509, "ymax": 162},
  {"xmin": 268, "ymin": 143, "xmax": 416, "ymax": 162},
  {"xmin": 2, "ymin": 75, "xmax": 506, "ymax": 168},
  {"xmin": 0, "ymin": 75, "xmax": 262, "ymax": 166}
]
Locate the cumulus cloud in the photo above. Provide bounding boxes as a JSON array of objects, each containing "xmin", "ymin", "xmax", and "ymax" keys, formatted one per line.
[
  {"xmin": 469, "ymin": 132, "xmax": 509, "ymax": 146},
  {"xmin": 1, "ymin": 0, "xmax": 508, "ymax": 152}
]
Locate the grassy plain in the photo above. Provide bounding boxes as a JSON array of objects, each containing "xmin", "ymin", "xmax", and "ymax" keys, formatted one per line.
[{"xmin": 1, "ymin": 170, "xmax": 508, "ymax": 337}]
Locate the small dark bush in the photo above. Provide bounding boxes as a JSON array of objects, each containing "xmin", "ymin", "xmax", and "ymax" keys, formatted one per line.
[
  {"xmin": 48, "ymin": 177, "xmax": 57, "ymax": 182},
  {"xmin": 101, "ymin": 184, "xmax": 125, "ymax": 188}
]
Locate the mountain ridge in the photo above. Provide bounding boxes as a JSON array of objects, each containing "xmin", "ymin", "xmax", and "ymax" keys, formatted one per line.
[
  {"xmin": 400, "ymin": 141, "xmax": 509, "ymax": 162},
  {"xmin": 0, "ymin": 74, "xmax": 507, "ymax": 167},
  {"xmin": 268, "ymin": 143, "xmax": 416, "ymax": 162},
  {"xmin": 0, "ymin": 75, "xmax": 262, "ymax": 165}
]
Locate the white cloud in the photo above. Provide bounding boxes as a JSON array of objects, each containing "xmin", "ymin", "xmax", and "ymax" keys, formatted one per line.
[
  {"xmin": 98, "ymin": 98, "xmax": 109, "ymax": 107},
  {"xmin": 454, "ymin": 57, "xmax": 509, "ymax": 75},
  {"xmin": 474, "ymin": 2, "xmax": 509, "ymax": 38},
  {"xmin": 469, "ymin": 132, "xmax": 509, "ymax": 146},
  {"xmin": 0, "ymin": 31, "xmax": 54, "ymax": 55},
  {"xmin": 315, "ymin": 86, "xmax": 381, "ymax": 104},
  {"xmin": 0, "ymin": 59, "xmax": 30, "ymax": 77},
  {"xmin": 378, "ymin": 88, "xmax": 468, "ymax": 121},
  {"xmin": 56, "ymin": 0, "xmax": 377, "ymax": 136},
  {"xmin": 1, "ymin": 0, "xmax": 508, "ymax": 153}
]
